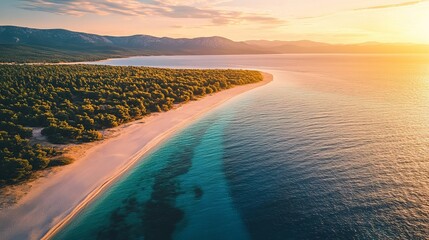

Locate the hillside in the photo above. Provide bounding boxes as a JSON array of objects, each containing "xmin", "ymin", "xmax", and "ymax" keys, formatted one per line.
[
  {"xmin": 0, "ymin": 26, "xmax": 268, "ymax": 63},
  {"xmin": 1, "ymin": 26, "xmax": 429, "ymax": 63}
]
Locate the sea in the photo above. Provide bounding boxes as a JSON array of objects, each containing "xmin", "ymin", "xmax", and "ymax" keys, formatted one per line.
[{"xmin": 54, "ymin": 54, "xmax": 429, "ymax": 239}]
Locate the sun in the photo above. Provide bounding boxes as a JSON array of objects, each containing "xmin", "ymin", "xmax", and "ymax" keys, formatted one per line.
[
  {"xmin": 414, "ymin": 13, "xmax": 429, "ymax": 43},
  {"xmin": 414, "ymin": 8, "xmax": 429, "ymax": 43},
  {"xmin": 388, "ymin": 3, "xmax": 429, "ymax": 44}
]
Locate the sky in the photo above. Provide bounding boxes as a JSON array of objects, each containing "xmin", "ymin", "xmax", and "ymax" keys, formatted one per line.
[{"xmin": 0, "ymin": 0, "xmax": 429, "ymax": 44}]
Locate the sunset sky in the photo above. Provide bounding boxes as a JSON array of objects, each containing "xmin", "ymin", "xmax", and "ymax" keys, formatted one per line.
[{"xmin": 1, "ymin": 0, "xmax": 429, "ymax": 43}]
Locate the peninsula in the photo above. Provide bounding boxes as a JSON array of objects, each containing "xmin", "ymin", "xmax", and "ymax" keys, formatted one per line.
[{"xmin": 0, "ymin": 65, "xmax": 272, "ymax": 240}]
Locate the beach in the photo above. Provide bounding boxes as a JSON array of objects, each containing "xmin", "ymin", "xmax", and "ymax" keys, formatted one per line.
[{"xmin": 0, "ymin": 72, "xmax": 272, "ymax": 240}]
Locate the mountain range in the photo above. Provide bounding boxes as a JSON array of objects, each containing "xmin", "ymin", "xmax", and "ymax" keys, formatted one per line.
[
  {"xmin": 245, "ymin": 40, "xmax": 429, "ymax": 54},
  {"xmin": 1, "ymin": 26, "xmax": 428, "ymax": 63}
]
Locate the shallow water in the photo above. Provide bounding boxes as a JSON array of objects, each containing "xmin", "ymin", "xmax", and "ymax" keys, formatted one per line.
[{"xmin": 55, "ymin": 54, "xmax": 429, "ymax": 239}]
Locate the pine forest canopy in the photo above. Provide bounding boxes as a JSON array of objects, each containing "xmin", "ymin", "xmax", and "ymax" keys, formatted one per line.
[{"xmin": 0, "ymin": 64, "xmax": 263, "ymax": 185}]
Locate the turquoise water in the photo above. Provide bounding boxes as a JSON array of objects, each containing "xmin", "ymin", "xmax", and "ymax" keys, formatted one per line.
[
  {"xmin": 54, "ymin": 94, "xmax": 251, "ymax": 240},
  {"xmin": 56, "ymin": 55, "xmax": 429, "ymax": 239}
]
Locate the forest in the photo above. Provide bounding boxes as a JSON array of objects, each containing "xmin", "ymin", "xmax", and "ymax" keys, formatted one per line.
[
  {"xmin": 0, "ymin": 44, "xmax": 134, "ymax": 63},
  {"xmin": 0, "ymin": 65, "xmax": 262, "ymax": 185}
]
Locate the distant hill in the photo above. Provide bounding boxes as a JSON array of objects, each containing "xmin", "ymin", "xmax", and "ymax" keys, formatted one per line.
[
  {"xmin": 245, "ymin": 40, "xmax": 331, "ymax": 48},
  {"xmin": 0, "ymin": 26, "xmax": 269, "ymax": 63},
  {"xmin": 244, "ymin": 40, "xmax": 429, "ymax": 54},
  {"xmin": 1, "ymin": 26, "xmax": 428, "ymax": 63}
]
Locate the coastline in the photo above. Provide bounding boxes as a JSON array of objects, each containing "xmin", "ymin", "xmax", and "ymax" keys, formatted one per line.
[{"xmin": 0, "ymin": 72, "xmax": 273, "ymax": 240}]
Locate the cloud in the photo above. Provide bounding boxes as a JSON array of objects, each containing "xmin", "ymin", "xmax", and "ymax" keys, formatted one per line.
[
  {"xmin": 353, "ymin": 0, "xmax": 427, "ymax": 11},
  {"xmin": 295, "ymin": 0, "xmax": 428, "ymax": 20},
  {"xmin": 19, "ymin": 0, "xmax": 285, "ymax": 26}
]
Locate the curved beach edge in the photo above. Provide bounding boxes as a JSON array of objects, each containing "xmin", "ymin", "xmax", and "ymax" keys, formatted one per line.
[{"xmin": 40, "ymin": 72, "xmax": 273, "ymax": 240}]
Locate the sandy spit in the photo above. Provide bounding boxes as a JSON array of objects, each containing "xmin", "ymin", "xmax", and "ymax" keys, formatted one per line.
[{"xmin": 0, "ymin": 73, "xmax": 273, "ymax": 240}]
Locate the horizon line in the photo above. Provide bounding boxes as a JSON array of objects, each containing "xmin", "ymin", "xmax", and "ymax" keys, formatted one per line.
[{"xmin": 2, "ymin": 25, "xmax": 429, "ymax": 46}]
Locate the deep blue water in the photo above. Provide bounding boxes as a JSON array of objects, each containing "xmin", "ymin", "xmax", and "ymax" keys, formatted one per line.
[{"xmin": 55, "ymin": 55, "xmax": 429, "ymax": 239}]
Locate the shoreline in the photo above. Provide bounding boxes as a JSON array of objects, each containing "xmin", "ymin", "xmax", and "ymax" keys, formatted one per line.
[{"xmin": 0, "ymin": 72, "xmax": 273, "ymax": 240}]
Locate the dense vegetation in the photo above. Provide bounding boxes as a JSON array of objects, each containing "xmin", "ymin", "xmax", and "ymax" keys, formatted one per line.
[
  {"xmin": 0, "ymin": 44, "xmax": 131, "ymax": 63},
  {"xmin": 0, "ymin": 65, "xmax": 263, "ymax": 184}
]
